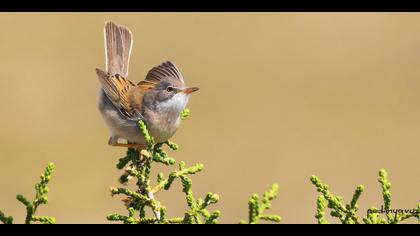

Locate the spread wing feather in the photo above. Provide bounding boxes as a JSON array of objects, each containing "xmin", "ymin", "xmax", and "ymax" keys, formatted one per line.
[{"xmin": 145, "ymin": 61, "xmax": 184, "ymax": 83}]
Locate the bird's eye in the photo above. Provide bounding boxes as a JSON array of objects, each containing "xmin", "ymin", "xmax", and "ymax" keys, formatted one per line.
[{"xmin": 166, "ymin": 86, "xmax": 174, "ymax": 92}]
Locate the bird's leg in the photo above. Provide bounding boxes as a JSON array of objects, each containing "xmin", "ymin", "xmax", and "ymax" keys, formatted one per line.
[{"xmin": 108, "ymin": 137, "xmax": 140, "ymax": 148}]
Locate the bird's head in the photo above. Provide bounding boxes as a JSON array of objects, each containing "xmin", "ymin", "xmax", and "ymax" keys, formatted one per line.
[{"xmin": 142, "ymin": 61, "xmax": 199, "ymax": 113}]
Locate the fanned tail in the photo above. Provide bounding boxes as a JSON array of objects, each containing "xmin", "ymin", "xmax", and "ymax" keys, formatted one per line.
[{"xmin": 104, "ymin": 21, "xmax": 133, "ymax": 78}]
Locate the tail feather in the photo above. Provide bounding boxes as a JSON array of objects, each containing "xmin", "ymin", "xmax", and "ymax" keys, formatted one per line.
[{"xmin": 104, "ymin": 21, "xmax": 133, "ymax": 78}]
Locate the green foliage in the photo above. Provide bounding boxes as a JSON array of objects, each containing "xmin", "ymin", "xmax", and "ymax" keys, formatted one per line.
[
  {"xmin": 180, "ymin": 108, "xmax": 190, "ymax": 120},
  {"xmin": 377, "ymin": 169, "xmax": 392, "ymax": 223},
  {"xmin": 109, "ymin": 119, "xmax": 281, "ymax": 224},
  {"xmin": 0, "ymin": 163, "xmax": 55, "ymax": 224},
  {"xmin": 239, "ymin": 184, "xmax": 281, "ymax": 224},
  {"xmin": 2, "ymin": 115, "xmax": 418, "ymax": 225},
  {"xmin": 0, "ymin": 110, "xmax": 280, "ymax": 224},
  {"xmin": 0, "ymin": 210, "xmax": 13, "ymax": 224},
  {"xmin": 310, "ymin": 175, "xmax": 360, "ymax": 223},
  {"xmin": 107, "ymin": 120, "xmax": 221, "ymax": 224},
  {"xmin": 363, "ymin": 169, "xmax": 420, "ymax": 224},
  {"xmin": 315, "ymin": 195, "xmax": 328, "ymax": 224},
  {"xmin": 311, "ymin": 169, "xmax": 420, "ymax": 224}
]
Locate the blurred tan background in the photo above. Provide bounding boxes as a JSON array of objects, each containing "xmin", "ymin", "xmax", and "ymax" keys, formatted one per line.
[{"xmin": 0, "ymin": 13, "xmax": 420, "ymax": 224}]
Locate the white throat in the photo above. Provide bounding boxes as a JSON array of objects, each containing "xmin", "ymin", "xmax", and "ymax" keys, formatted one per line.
[{"xmin": 159, "ymin": 93, "xmax": 190, "ymax": 116}]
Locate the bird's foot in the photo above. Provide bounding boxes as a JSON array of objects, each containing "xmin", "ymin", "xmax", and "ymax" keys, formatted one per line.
[{"xmin": 108, "ymin": 137, "xmax": 140, "ymax": 148}]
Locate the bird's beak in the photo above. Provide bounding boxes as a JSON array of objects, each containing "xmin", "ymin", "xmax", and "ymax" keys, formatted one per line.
[{"xmin": 181, "ymin": 87, "xmax": 200, "ymax": 94}]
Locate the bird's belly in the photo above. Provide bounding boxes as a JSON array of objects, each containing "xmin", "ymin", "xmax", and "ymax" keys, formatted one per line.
[
  {"xmin": 147, "ymin": 115, "xmax": 181, "ymax": 143},
  {"xmin": 143, "ymin": 105, "xmax": 182, "ymax": 143},
  {"xmin": 98, "ymin": 90, "xmax": 146, "ymax": 145},
  {"xmin": 98, "ymin": 90, "xmax": 180, "ymax": 145}
]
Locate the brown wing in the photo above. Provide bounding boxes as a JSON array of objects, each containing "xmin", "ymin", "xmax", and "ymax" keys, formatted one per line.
[
  {"xmin": 127, "ymin": 83, "xmax": 154, "ymax": 117},
  {"xmin": 145, "ymin": 61, "xmax": 184, "ymax": 83},
  {"xmin": 96, "ymin": 68, "xmax": 144, "ymax": 120}
]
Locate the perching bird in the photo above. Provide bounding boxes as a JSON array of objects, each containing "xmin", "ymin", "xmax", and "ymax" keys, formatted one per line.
[{"xmin": 96, "ymin": 21, "xmax": 199, "ymax": 149}]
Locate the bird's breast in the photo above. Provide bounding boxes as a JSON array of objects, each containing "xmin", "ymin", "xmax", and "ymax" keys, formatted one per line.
[
  {"xmin": 143, "ymin": 108, "xmax": 182, "ymax": 143},
  {"xmin": 143, "ymin": 93, "xmax": 189, "ymax": 142}
]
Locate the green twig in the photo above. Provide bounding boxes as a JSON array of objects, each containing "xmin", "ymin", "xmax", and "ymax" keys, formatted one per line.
[
  {"xmin": 0, "ymin": 210, "xmax": 13, "ymax": 224},
  {"xmin": 108, "ymin": 118, "xmax": 221, "ymax": 224},
  {"xmin": 180, "ymin": 108, "xmax": 190, "ymax": 120},
  {"xmin": 378, "ymin": 169, "xmax": 393, "ymax": 223},
  {"xmin": 312, "ymin": 169, "xmax": 419, "ymax": 224},
  {"xmin": 0, "ymin": 163, "xmax": 55, "ymax": 224},
  {"xmin": 240, "ymin": 184, "xmax": 281, "ymax": 224},
  {"xmin": 315, "ymin": 195, "xmax": 328, "ymax": 224},
  {"xmin": 310, "ymin": 175, "xmax": 361, "ymax": 224},
  {"xmin": 18, "ymin": 162, "xmax": 56, "ymax": 224}
]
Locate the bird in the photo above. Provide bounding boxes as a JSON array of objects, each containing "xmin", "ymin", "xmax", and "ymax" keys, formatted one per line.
[{"xmin": 95, "ymin": 21, "xmax": 199, "ymax": 150}]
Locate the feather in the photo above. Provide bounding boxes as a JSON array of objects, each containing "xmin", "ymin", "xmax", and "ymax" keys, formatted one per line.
[
  {"xmin": 104, "ymin": 21, "xmax": 133, "ymax": 78},
  {"xmin": 96, "ymin": 68, "xmax": 145, "ymax": 120},
  {"xmin": 145, "ymin": 61, "xmax": 184, "ymax": 83}
]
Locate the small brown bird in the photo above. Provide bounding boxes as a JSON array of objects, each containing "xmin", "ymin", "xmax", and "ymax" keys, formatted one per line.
[{"xmin": 96, "ymin": 21, "xmax": 199, "ymax": 149}]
